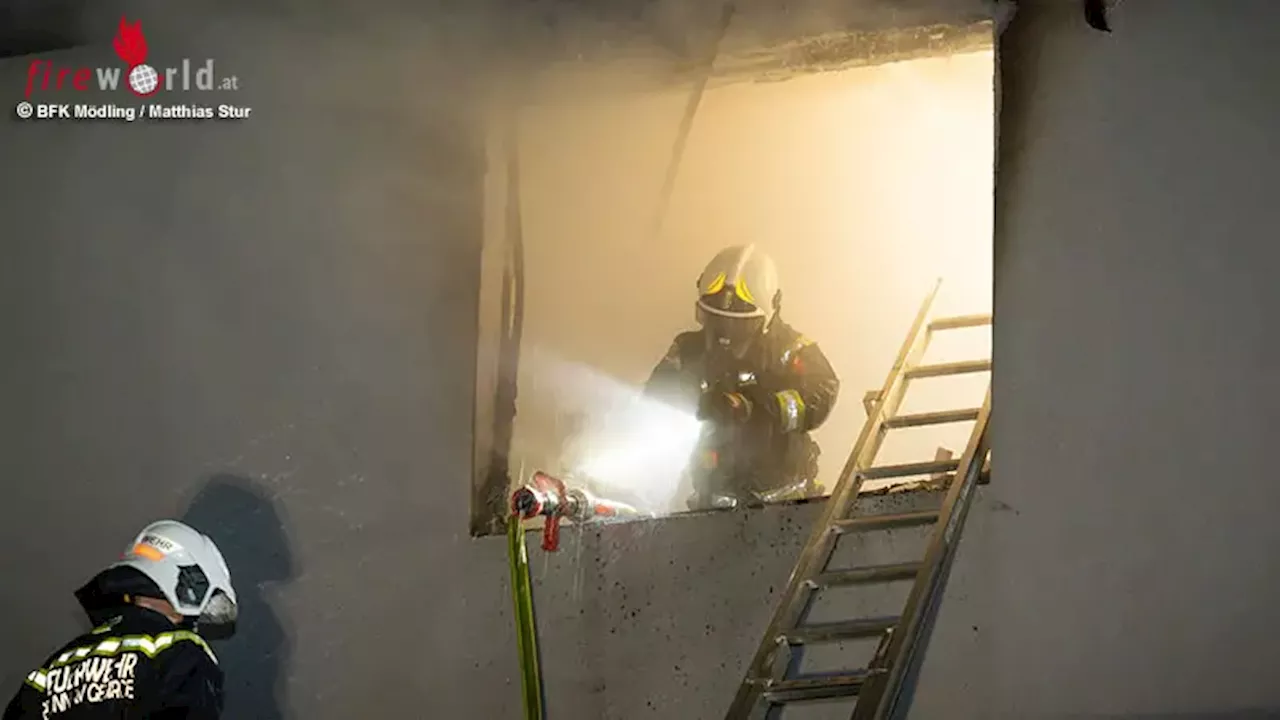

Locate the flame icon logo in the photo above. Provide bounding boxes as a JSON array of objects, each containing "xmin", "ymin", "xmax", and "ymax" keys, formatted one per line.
[{"xmin": 112, "ymin": 16, "xmax": 159, "ymax": 97}]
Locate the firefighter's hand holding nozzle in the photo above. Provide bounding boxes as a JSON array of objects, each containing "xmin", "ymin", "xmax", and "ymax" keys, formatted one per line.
[{"xmin": 697, "ymin": 390, "xmax": 753, "ymax": 424}]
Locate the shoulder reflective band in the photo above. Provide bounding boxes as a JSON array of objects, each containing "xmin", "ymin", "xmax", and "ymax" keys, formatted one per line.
[
  {"xmin": 23, "ymin": 631, "xmax": 217, "ymax": 693},
  {"xmin": 781, "ymin": 335, "xmax": 814, "ymax": 366}
]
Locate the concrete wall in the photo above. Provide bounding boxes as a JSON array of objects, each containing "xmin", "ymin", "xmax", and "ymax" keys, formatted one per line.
[
  {"xmin": 0, "ymin": 4, "xmax": 500, "ymax": 718},
  {"xmin": 972, "ymin": 1, "xmax": 1280, "ymax": 716},
  {"xmin": 4, "ymin": 2, "xmax": 1280, "ymax": 720}
]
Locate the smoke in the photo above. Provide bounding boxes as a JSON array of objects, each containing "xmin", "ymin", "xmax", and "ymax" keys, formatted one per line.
[
  {"xmin": 0, "ymin": 0, "xmax": 999, "ymax": 537},
  {"xmin": 497, "ymin": 42, "xmax": 996, "ymax": 515}
]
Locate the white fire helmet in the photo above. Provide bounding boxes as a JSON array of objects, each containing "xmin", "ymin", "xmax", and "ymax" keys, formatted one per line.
[
  {"xmin": 114, "ymin": 520, "xmax": 239, "ymax": 637},
  {"xmin": 695, "ymin": 245, "xmax": 781, "ymax": 357}
]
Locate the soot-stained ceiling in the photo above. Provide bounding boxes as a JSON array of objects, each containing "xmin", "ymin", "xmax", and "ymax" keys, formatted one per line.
[
  {"xmin": 0, "ymin": 0, "xmax": 92, "ymax": 58},
  {"xmin": 0, "ymin": 0, "xmax": 993, "ymax": 65}
]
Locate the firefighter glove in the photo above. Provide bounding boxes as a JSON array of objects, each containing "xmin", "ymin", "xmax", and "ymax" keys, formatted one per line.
[{"xmin": 697, "ymin": 390, "xmax": 753, "ymax": 424}]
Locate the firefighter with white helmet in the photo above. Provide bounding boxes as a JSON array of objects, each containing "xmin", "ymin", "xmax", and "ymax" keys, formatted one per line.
[
  {"xmin": 4, "ymin": 520, "xmax": 236, "ymax": 719},
  {"xmin": 646, "ymin": 244, "xmax": 841, "ymax": 509}
]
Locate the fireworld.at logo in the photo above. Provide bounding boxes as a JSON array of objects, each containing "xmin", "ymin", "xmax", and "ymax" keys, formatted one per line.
[{"xmin": 24, "ymin": 17, "xmax": 239, "ymax": 98}]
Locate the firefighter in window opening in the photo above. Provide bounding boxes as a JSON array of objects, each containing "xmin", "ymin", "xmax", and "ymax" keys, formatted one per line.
[
  {"xmin": 645, "ymin": 244, "xmax": 840, "ymax": 511},
  {"xmin": 3, "ymin": 520, "xmax": 237, "ymax": 720}
]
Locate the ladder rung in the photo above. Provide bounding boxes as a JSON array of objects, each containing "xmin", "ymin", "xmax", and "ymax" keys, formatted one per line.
[
  {"xmin": 904, "ymin": 359, "xmax": 991, "ymax": 379},
  {"xmin": 762, "ymin": 671, "xmax": 878, "ymax": 703},
  {"xmin": 832, "ymin": 510, "xmax": 940, "ymax": 534},
  {"xmin": 884, "ymin": 407, "xmax": 980, "ymax": 429},
  {"xmin": 813, "ymin": 562, "xmax": 921, "ymax": 588},
  {"xmin": 928, "ymin": 314, "xmax": 992, "ymax": 331},
  {"xmin": 786, "ymin": 617, "xmax": 898, "ymax": 644},
  {"xmin": 858, "ymin": 458, "xmax": 959, "ymax": 481}
]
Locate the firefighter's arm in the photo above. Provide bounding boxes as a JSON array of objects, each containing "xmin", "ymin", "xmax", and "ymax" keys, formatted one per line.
[
  {"xmin": 644, "ymin": 340, "xmax": 682, "ymax": 394},
  {"xmin": 150, "ymin": 648, "xmax": 224, "ymax": 720},
  {"xmin": 643, "ymin": 332, "xmax": 702, "ymax": 409},
  {"xmin": 758, "ymin": 338, "xmax": 840, "ymax": 432}
]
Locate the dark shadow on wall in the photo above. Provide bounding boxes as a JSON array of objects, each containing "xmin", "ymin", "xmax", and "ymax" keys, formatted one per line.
[
  {"xmin": 181, "ymin": 474, "xmax": 297, "ymax": 720},
  {"xmin": 477, "ymin": 110, "xmax": 527, "ymax": 537}
]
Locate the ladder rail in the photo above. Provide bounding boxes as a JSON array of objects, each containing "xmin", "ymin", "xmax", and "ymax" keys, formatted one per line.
[
  {"xmin": 850, "ymin": 387, "xmax": 993, "ymax": 720},
  {"xmin": 725, "ymin": 279, "xmax": 942, "ymax": 718},
  {"xmin": 884, "ymin": 448, "xmax": 989, "ymax": 720}
]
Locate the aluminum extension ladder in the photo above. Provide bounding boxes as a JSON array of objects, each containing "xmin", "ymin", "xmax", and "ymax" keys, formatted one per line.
[{"xmin": 725, "ymin": 282, "xmax": 993, "ymax": 720}]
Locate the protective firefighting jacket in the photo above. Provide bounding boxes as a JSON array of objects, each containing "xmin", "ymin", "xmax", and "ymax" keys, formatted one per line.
[
  {"xmin": 3, "ymin": 605, "xmax": 223, "ymax": 720},
  {"xmin": 645, "ymin": 318, "xmax": 841, "ymax": 499}
]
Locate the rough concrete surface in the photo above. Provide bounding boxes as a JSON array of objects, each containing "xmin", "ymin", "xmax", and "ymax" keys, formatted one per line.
[{"xmin": 4, "ymin": 1, "xmax": 1280, "ymax": 719}]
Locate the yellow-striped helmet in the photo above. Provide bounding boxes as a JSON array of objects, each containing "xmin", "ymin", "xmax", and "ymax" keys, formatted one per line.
[{"xmin": 695, "ymin": 245, "xmax": 780, "ymax": 357}]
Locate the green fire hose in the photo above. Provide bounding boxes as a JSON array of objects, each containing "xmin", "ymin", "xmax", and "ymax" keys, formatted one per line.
[{"xmin": 507, "ymin": 515, "xmax": 546, "ymax": 720}]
